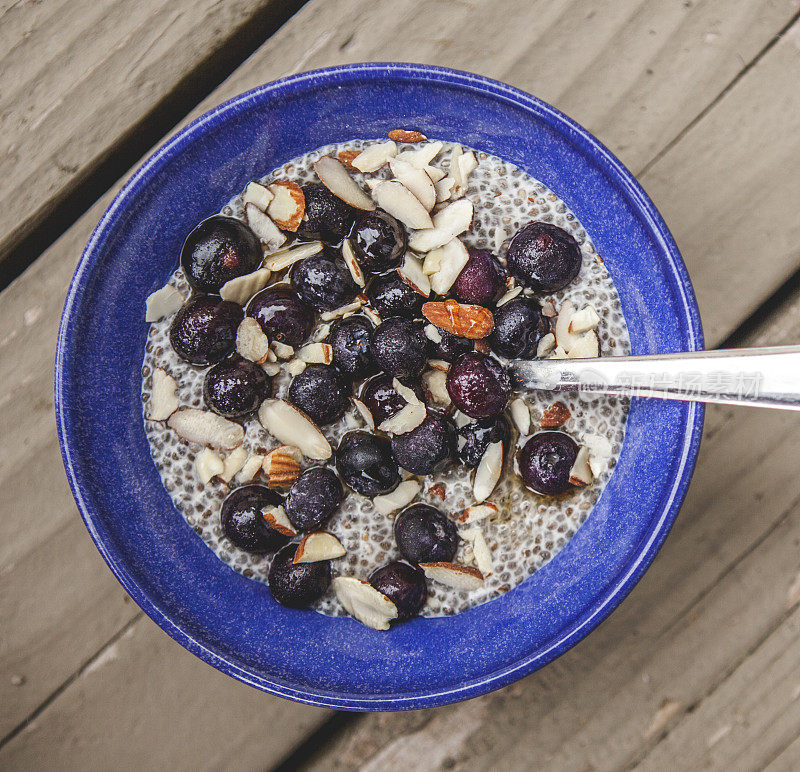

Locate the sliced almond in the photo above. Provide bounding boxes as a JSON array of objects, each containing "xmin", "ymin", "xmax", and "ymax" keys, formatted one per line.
[
  {"xmin": 258, "ymin": 399, "xmax": 331, "ymax": 460},
  {"xmin": 391, "ymin": 378, "xmax": 422, "ymax": 406},
  {"xmin": 419, "ymin": 562, "xmax": 484, "ymax": 591},
  {"xmin": 536, "ymin": 332, "xmax": 556, "ymax": 358},
  {"xmin": 541, "ymin": 401, "xmax": 571, "ymax": 428},
  {"xmin": 430, "ymin": 238, "xmax": 470, "ymax": 296},
  {"xmin": 195, "ymin": 448, "xmax": 224, "ymax": 485},
  {"xmin": 219, "ymin": 446, "xmax": 248, "ymax": 483},
  {"xmin": 267, "ymin": 341, "xmax": 292, "ymax": 361},
  {"xmin": 220, "ymin": 268, "xmax": 271, "ymax": 305},
  {"xmin": 313, "ymin": 322, "xmax": 332, "ymax": 342},
  {"xmin": 541, "ymin": 299, "xmax": 558, "ymax": 318},
  {"xmin": 493, "ymin": 225, "xmax": 507, "ymax": 254},
  {"xmin": 167, "ymin": 409, "xmax": 244, "ymax": 450},
  {"xmin": 495, "ymin": 285, "xmax": 522, "ymax": 308},
  {"xmin": 352, "ymin": 397, "xmax": 375, "ymax": 430},
  {"xmin": 510, "ymin": 398, "xmax": 531, "ymax": 435},
  {"xmin": 145, "ymin": 285, "xmax": 185, "ymax": 323},
  {"xmin": 372, "ymin": 181, "xmax": 433, "ymax": 230},
  {"xmin": 454, "ymin": 410, "xmax": 474, "ymax": 428},
  {"xmin": 379, "ymin": 401, "xmax": 426, "ymax": 434},
  {"xmin": 372, "ymin": 479, "xmax": 421, "ymax": 515},
  {"xmin": 388, "ymin": 129, "xmax": 427, "ymax": 143},
  {"xmin": 362, "ymin": 306, "xmax": 382, "ymax": 326},
  {"xmin": 262, "ymin": 445, "xmax": 302, "ymax": 488},
  {"xmin": 262, "ymin": 504, "xmax": 296, "ymax": 537},
  {"xmin": 267, "ymin": 180, "xmax": 305, "ymax": 231},
  {"xmin": 549, "ymin": 345, "xmax": 569, "ymax": 360},
  {"xmin": 583, "ymin": 433, "xmax": 613, "ymax": 477},
  {"xmin": 263, "ymin": 361, "xmax": 281, "ymax": 376},
  {"xmin": 245, "ymin": 203, "xmax": 286, "ymax": 251},
  {"xmin": 296, "ymin": 342, "xmax": 333, "ymax": 364},
  {"xmin": 428, "ymin": 482, "xmax": 446, "ymax": 501},
  {"xmin": 389, "ymin": 158, "xmax": 436, "ymax": 211},
  {"xmin": 450, "ymin": 147, "xmax": 478, "ymax": 199},
  {"xmin": 236, "ymin": 454, "xmax": 265, "ymax": 483},
  {"xmin": 313, "ymin": 156, "xmax": 375, "ymax": 210},
  {"xmin": 457, "ymin": 502, "xmax": 498, "ymax": 524},
  {"xmin": 424, "ymin": 165, "xmax": 446, "ymax": 183},
  {"xmin": 148, "ymin": 367, "xmax": 179, "ymax": 420},
  {"xmin": 569, "ymin": 446, "xmax": 594, "ymax": 487},
  {"xmin": 285, "ymin": 358, "xmax": 306, "ymax": 376},
  {"xmin": 243, "ymin": 181, "xmax": 274, "ymax": 210},
  {"xmin": 236, "ymin": 317, "xmax": 270, "ymax": 363},
  {"xmin": 422, "ymin": 246, "xmax": 444, "ymax": 275},
  {"xmin": 320, "ymin": 299, "xmax": 363, "ymax": 321},
  {"xmin": 397, "ymin": 252, "xmax": 430, "ymax": 297},
  {"xmin": 294, "ymin": 532, "xmax": 346, "ymax": 563},
  {"xmin": 341, "ymin": 239, "xmax": 365, "ymax": 288},
  {"xmin": 424, "ymin": 323, "xmax": 442, "ymax": 344},
  {"xmin": 473, "ymin": 440, "xmax": 503, "ymax": 502},
  {"xmin": 434, "ymin": 176, "xmax": 454, "ymax": 203},
  {"xmin": 352, "ymin": 140, "xmax": 397, "ymax": 173},
  {"xmin": 427, "ymin": 358, "xmax": 450, "ymax": 372},
  {"xmin": 422, "ymin": 298, "xmax": 494, "ymax": 339},
  {"xmin": 263, "ymin": 240, "xmax": 324, "ymax": 271},
  {"xmin": 333, "ymin": 577, "xmax": 398, "ymax": 630},
  {"xmin": 569, "ymin": 305, "xmax": 601, "ymax": 334},
  {"xmin": 408, "ymin": 199, "xmax": 474, "ymax": 252},
  {"xmin": 555, "ymin": 300, "xmax": 581, "ymax": 353},
  {"xmin": 567, "ymin": 332, "xmax": 599, "ymax": 359},
  {"xmin": 396, "ymin": 141, "xmax": 443, "ymax": 168},
  {"xmin": 422, "ymin": 369, "xmax": 451, "ymax": 408},
  {"xmin": 461, "ymin": 527, "xmax": 493, "ymax": 575}
]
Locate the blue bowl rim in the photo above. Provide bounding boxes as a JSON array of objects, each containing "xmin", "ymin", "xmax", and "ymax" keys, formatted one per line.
[{"xmin": 55, "ymin": 62, "xmax": 704, "ymax": 710}]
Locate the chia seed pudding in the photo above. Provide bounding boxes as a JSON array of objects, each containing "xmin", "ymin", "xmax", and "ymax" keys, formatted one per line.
[{"xmin": 141, "ymin": 135, "xmax": 630, "ymax": 628}]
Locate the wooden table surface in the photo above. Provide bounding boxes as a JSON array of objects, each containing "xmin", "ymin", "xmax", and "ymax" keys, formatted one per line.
[{"xmin": 3, "ymin": 0, "xmax": 800, "ymax": 768}]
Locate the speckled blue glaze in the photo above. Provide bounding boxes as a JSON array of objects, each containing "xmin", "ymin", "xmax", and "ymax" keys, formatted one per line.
[{"xmin": 55, "ymin": 63, "xmax": 703, "ymax": 711}]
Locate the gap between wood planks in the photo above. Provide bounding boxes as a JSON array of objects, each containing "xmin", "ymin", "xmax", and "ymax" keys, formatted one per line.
[{"xmin": 0, "ymin": 0, "xmax": 309, "ymax": 293}]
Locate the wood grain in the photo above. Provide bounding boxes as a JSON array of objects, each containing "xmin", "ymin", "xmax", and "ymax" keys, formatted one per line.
[
  {"xmin": 0, "ymin": 0, "xmax": 292, "ymax": 260},
  {"xmin": 2, "ymin": 0, "xmax": 800, "ymax": 765}
]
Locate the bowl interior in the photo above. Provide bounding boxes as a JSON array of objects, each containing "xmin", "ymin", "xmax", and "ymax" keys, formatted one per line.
[{"xmin": 56, "ymin": 64, "xmax": 703, "ymax": 710}]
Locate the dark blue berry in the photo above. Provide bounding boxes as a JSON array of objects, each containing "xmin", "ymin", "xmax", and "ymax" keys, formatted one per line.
[
  {"xmin": 284, "ymin": 467, "xmax": 344, "ymax": 532},
  {"xmin": 291, "ymin": 246, "xmax": 360, "ymax": 312},
  {"xmin": 268, "ymin": 543, "xmax": 332, "ymax": 608},
  {"xmin": 427, "ymin": 328, "xmax": 474, "ymax": 362},
  {"xmin": 287, "ymin": 364, "xmax": 350, "ymax": 426},
  {"xmin": 220, "ymin": 484, "xmax": 288, "ymax": 554},
  {"xmin": 169, "ymin": 295, "xmax": 243, "ymax": 366},
  {"xmin": 336, "ymin": 431, "xmax": 400, "ymax": 497},
  {"xmin": 181, "ymin": 215, "xmax": 262, "ymax": 293},
  {"xmin": 489, "ymin": 296, "xmax": 549, "ymax": 359},
  {"xmin": 394, "ymin": 504, "xmax": 458, "ymax": 564},
  {"xmin": 328, "ymin": 315, "xmax": 376, "ymax": 378},
  {"xmin": 369, "ymin": 562, "xmax": 427, "ymax": 620},
  {"xmin": 456, "ymin": 415, "xmax": 511, "ymax": 468},
  {"xmin": 296, "ymin": 183, "xmax": 357, "ymax": 242},
  {"xmin": 391, "ymin": 413, "xmax": 455, "ymax": 475},
  {"xmin": 203, "ymin": 357, "xmax": 271, "ymax": 418},
  {"xmin": 352, "ymin": 210, "xmax": 407, "ymax": 274},
  {"xmin": 369, "ymin": 317, "xmax": 427, "ymax": 380},
  {"xmin": 246, "ymin": 284, "xmax": 313, "ymax": 347},
  {"xmin": 506, "ymin": 221, "xmax": 582, "ymax": 292},
  {"xmin": 452, "ymin": 248, "xmax": 504, "ymax": 305},
  {"xmin": 517, "ymin": 431, "xmax": 579, "ymax": 495},
  {"xmin": 366, "ymin": 271, "xmax": 424, "ymax": 318},
  {"xmin": 446, "ymin": 351, "xmax": 511, "ymax": 419}
]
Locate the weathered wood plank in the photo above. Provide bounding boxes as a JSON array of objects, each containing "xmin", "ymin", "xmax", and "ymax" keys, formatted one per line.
[
  {"xmin": 2, "ymin": 0, "xmax": 800, "ymax": 763},
  {"xmin": 0, "ymin": 619, "xmax": 329, "ymax": 771},
  {"xmin": 0, "ymin": 0, "xmax": 294, "ymax": 260}
]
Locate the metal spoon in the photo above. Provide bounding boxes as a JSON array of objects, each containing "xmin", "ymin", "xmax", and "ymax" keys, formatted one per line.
[{"xmin": 508, "ymin": 345, "xmax": 800, "ymax": 410}]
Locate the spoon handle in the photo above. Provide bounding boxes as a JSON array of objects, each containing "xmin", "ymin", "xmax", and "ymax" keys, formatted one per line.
[{"xmin": 509, "ymin": 345, "xmax": 800, "ymax": 410}]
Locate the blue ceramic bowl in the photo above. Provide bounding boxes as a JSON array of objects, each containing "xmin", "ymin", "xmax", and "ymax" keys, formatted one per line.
[{"xmin": 56, "ymin": 63, "xmax": 703, "ymax": 710}]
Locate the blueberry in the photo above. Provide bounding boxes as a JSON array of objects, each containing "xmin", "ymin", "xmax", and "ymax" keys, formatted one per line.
[
  {"xmin": 359, "ymin": 373, "xmax": 423, "ymax": 425},
  {"xmin": 284, "ymin": 466, "xmax": 344, "ymax": 532},
  {"xmin": 180, "ymin": 215, "xmax": 262, "ymax": 293},
  {"xmin": 336, "ymin": 430, "xmax": 400, "ymax": 497},
  {"xmin": 517, "ymin": 431, "xmax": 579, "ymax": 495},
  {"xmin": 452, "ymin": 248, "xmax": 505, "ymax": 305},
  {"xmin": 246, "ymin": 284, "xmax": 313, "ymax": 347},
  {"xmin": 220, "ymin": 484, "xmax": 288, "ymax": 554},
  {"xmin": 287, "ymin": 364, "xmax": 350, "ymax": 426},
  {"xmin": 506, "ymin": 221, "xmax": 582, "ymax": 292},
  {"xmin": 394, "ymin": 504, "xmax": 459, "ymax": 564},
  {"xmin": 291, "ymin": 246, "xmax": 360, "ymax": 312},
  {"xmin": 391, "ymin": 413, "xmax": 455, "ymax": 475},
  {"xmin": 369, "ymin": 318, "xmax": 428, "ymax": 380},
  {"xmin": 488, "ymin": 296, "xmax": 549, "ymax": 359},
  {"xmin": 369, "ymin": 561, "xmax": 427, "ymax": 620},
  {"xmin": 366, "ymin": 271, "xmax": 423, "ymax": 319},
  {"xmin": 296, "ymin": 183, "xmax": 358, "ymax": 242},
  {"xmin": 427, "ymin": 328, "xmax": 474, "ymax": 362},
  {"xmin": 456, "ymin": 415, "xmax": 511, "ymax": 467},
  {"xmin": 352, "ymin": 210, "xmax": 407, "ymax": 274},
  {"xmin": 268, "ymin": 543, "xmax": 332, "ymax": 608},
  {"xmin": 328, "ymin": 315, "xmax": 376, "ymax": 378},
  {"xmin": 203, "ymin": 357, "xmax": 271, "ymax": 418},
  {"xmin": 169, "ymin": 294, "xmax": 243, "ymax": 366},
  {"xmin": 446, "ymin": 352, "xmax": 511, "ymax": 419}
]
